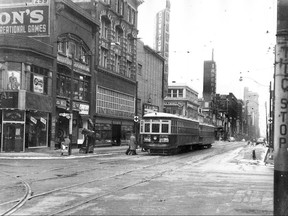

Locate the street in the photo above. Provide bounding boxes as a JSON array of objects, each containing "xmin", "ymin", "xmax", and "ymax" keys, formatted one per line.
[{"xmin": 0, "ymin": 141, "xmax": 273, "ymax": 215}]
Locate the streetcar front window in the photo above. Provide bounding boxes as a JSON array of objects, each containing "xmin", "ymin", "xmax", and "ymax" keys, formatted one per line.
[
  {"xmin": 144, "ymin": 123, "xmax": 150, "ymax": 133},
  {"xmin": 152, "ymin": 124, "xmax": 160, "ymax": 133},
  {"xmin": 162, "ymin": 124, "xmax": 169, "ymax": 133}
]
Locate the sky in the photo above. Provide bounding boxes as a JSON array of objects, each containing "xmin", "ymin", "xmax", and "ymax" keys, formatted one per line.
[{"xmin": 137, "ymin": 0, "xmax": 277, "ymax": 136}]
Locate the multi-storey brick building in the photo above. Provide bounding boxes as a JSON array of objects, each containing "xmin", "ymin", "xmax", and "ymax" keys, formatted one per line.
[
  {"xmin": 0, "ymin": 0, "xmax": 99, "ymax": 152},
  {"xmin": 0, "ymin": 0, "xmax": 142, "ymax": 152},
  {"xmin": 75, "ymin": 0, "xmax": 143, "ymax": 146},
  {"xmin": 137, "ymin": 40, "xmax": 165, "ymax": 118},
  {"xmin": 164, "ymin": 82, "xmax": 199, "ymax": 120}
]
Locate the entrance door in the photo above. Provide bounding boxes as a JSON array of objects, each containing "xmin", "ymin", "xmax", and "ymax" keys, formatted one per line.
[
  {"xmin": 112, "ymin": 124, "xmax": 121, "ymax": 146},
  {"xmin": 3, "ymin": 123, "xmax": 24, "ymax": 152}
]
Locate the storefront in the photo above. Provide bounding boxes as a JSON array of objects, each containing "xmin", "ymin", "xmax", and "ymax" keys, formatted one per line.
[
  {"xmin": 95, "ymin": 118, "xmax": 133, "ymax": 146},
  {"xmin": 0, "ymin": 61, "xmax": 52, "ymax": 152}
]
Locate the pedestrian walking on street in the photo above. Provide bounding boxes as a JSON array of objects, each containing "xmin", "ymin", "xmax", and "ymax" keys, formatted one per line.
[{"xmin": 126, "ymin": 132, "xmax": 137, "ymax": 155}]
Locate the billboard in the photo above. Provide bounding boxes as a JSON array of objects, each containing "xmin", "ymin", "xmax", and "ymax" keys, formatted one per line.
[{"xmin": 0, "ymin": 0, "xmax": 50, "ymax": 36}]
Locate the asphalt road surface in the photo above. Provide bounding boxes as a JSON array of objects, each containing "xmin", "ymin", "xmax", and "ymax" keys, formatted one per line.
[{"xmin": 0, "ymin": 141, "xmax": 273, "ymax": 215}]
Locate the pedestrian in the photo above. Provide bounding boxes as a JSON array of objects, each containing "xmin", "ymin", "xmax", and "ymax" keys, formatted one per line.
[
  {"xmin": 61, "ymin": 136, "xmax": 70, "ymax": 156},
  {"xmin": 128, "ymin": 132, "xmax": 137, "ymax": 155}
]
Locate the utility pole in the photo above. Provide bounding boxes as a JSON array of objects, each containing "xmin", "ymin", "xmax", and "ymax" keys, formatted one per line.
[
  {"xmin": 68, "ymin": 53, "xmax": 74, "ymax": 156},
  {"xmin": 274, "ymin": 1, "xmax": 288, "ymax": 214}
]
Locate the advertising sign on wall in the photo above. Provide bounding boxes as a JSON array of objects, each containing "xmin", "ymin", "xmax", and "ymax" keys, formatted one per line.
[
  {"xmin": 33, "ymin": 74, "xmax": 44, "ymax": 93},
  {"xmin": 0, "ymin": 1, "xmax": 50, "ymax": 37}
]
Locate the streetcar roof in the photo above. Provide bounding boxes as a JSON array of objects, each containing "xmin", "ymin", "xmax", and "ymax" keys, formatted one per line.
[{"xmin": 143, "ymin": 112, "xmax": 199, "ymax": 122}]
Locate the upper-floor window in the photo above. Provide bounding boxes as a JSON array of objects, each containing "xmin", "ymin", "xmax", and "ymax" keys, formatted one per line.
[
  {"xmin": 115, "ymin": 54, "xmax": 121, "ymax": 73},
  {"xmin": 57, "ymin": 65, "xmax": 90, "ymax": 101},
  {"xmin": 167, "ymin": 89, "xmax": 183, "ymax": 98},
  {"xmin": 100, "ymin": 47, "xmax": 108, "ymax": 68},
  {"xmin": 127, "ymin": 36, "xmax": 134, "ymax": 53},
  {"xmin": 126, "ymin": 60, "xmax": 132, "ymax": 78},
  {"xmin": 128, "ymin": 5, "xmax": 136, "ymax": 24},
  {"xmin": 101, "ymin": 17, "xmax": 110, "ymax": 39},
  {"xmin": 115, "ymin": 26, "xmax": 123, "ymax": 44},
  {"xmin": 57, "ymin": 35, "xmax": 90, "ymax": 65},
  {"xmin": 137, "ymin": 64, "xmax": 142, "ymax": 76},
  {"xmin": 116, "ymin": 0, "xmax": 124, "ymax": 15}
]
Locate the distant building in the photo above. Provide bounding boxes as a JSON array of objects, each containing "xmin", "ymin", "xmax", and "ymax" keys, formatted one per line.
[
  {"xmin": 244, "ymin": 87, "xmax": 260, "ymax": 139},
  {"xmin": 203, "ymin": 50, "xmax": 217, "ymax": 101},
  {"xmin": 137, "ymin": 40, "xmax": 165, "ymax": 117},
  {"xmin": 164, "ymin": 82, "xmax": 199, "ymax": 120},
  {"xmin": 155, "ymin": 0, "xmax": 170, "ymax": 97}
]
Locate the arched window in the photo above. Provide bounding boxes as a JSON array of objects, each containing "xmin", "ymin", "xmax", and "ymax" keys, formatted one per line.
[
  {"xmin": 101, "ymin": 16, "xmax": 110, "ymax": 39},
  {"xmin": 115, "ymin": 25, "xmax": 123, "ymax": 44}
]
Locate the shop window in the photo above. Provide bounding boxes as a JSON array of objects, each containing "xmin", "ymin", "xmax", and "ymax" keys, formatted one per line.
[{"xmin": 26, "ymin": 111, "xmax": 48, "ymax": 148}]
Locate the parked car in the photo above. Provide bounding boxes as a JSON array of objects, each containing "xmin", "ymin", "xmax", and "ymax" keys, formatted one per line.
[
  {"xmin": 256, "ymin": 137, "xmax": 265, "ymax": 145},
  {"xmin": 228, "ymin": 137, "xmax": 235, "ymax": 142}
]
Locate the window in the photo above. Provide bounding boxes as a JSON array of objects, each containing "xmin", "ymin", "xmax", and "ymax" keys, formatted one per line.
[
  {"xmin": 127, "ymin": 37, "xmax": 134, "ymax": 53},
  {"xmin": 101, "ymin": 17, "xmax": 110, "ymax": 39},
  {"xmin": 152, "ymin": 123, "xmax": 160, "ymax": 133},
  {"xmin": 127, "ymin": 60, "xmax": 132, "ymax": 78},
  {"xmin": 56, "ymin": 65, "xmax": 89, "ymax": 101},
  {"xmin": 96, "ymin": 86, "xmax": 135, "ymax": 118},
  {"xmin": 162, "ymin": 124, "xmax": 169, "ymax": 133},
  {"xmin": 137, "ymin": 64, "xmax": 142, "ymax": 76},
  {"xmin": 115, "ymin": 26, "xmax": 123, "ymax": 44},
  {"xmin": 67, "ymin": 41, "xmax": 76, "ymax": 58},
  {"xmin": 178, "ymin": 89, "xmax": 183, "ymax": 97},
  {"xmin": 128, "ymin": 5, "xmax": 136, "ymax": 24},
  {"xmin": 173, "ymin": 90, "xmax": 177, "ymax": 97},
  {"xmin": 100, "ymin": 47, "xmax": 108, "ymax": 68},
  {"xmin": 30, "ymin": 65, "xmax": 49, "ymax": 95},
  {"xmin": 116, "ymin": 0, "xmax": 124, "ymax": 15},
  {"xmin": 57, "ymin": 40, "xmax": 66, "ymax": 54},
  {"xmin": 115, "ymin": 54, "xmax": 121, "ymax": 73}
]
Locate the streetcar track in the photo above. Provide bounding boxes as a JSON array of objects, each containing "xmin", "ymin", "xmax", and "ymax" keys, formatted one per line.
[
  {"xmin": 2, "ymin": 143, "xmax": 240, "ymax": 215},
  {"xmin": 0, "ymin": 172, "xmax": 32, "ymax": 216}
]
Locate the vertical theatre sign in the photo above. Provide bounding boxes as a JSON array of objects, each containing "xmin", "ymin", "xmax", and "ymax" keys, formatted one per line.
[{"xmin": 0, "ymin": 0, "xmax": 50, "ymax": 37}]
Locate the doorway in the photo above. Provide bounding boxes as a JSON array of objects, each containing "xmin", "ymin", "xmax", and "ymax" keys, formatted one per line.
[
  {"xmin": 112, "ymin": 124, "xmax": 121, "ymax": 146},
  {"xmin": 3, "ymin": 123, "xmax": 24, "ymax": 152}
]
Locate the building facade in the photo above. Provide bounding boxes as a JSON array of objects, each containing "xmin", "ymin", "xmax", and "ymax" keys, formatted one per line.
[
  {"xmin": 137, "ymin": 40, "xmax": 165, "ymax": 118},
  {"xmin": 75, "ymin": 0, "xmax": 143, "ymax": 146},
  {"xmin": 164, "ymin": 82, "xmax": 199, "ymax": 120},
  {"xmin": 155, "ymin": 0, "xmax": 170, "ymax": 97},
  {"xmin": 0, "ymin": 0, "xmax": 143, "ymax": 152},
  {"xmin": 0, "ymin": 0, "xmax": 99, "ymax": 152},
  {"xmin": 244, "ymin": 87, "xmax": 260, "ymax": 139}
]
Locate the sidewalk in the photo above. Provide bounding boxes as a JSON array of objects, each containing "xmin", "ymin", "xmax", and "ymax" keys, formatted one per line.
[{"xmin": 0, "ymin": 145, "xmax": 129, "ymax": 159}]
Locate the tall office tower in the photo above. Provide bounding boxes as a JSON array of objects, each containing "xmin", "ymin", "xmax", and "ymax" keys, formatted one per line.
[
  {"xmin": 155, "ymin": 0, "xmax": 170, "ymax": 97},
  {"xmin": 203, "ymin": 50, "xmax": 217, "ymax": 101},
  {"xmin": 243, "ymin": 87, "xmax": 260, "ymax": 138}
]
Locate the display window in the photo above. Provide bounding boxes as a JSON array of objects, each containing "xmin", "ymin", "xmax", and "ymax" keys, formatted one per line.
[
  {"xmin": 0, "ymin": 62, "xmax": 21, "ymax": 90},
  {"xmin": 26, "ymin": 111, "xmax": 48, "ymax": 148}
]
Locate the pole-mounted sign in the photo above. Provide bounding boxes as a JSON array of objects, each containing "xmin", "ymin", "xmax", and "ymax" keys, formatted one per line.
[{"xmin": 274, "ymin": 1, "xmax": 288, "ymax": 214}]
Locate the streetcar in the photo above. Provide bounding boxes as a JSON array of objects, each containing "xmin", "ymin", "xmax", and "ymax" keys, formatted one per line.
[{"xmin": 139, "ymin": 112, "xmax": 215, "ymax": 155}]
